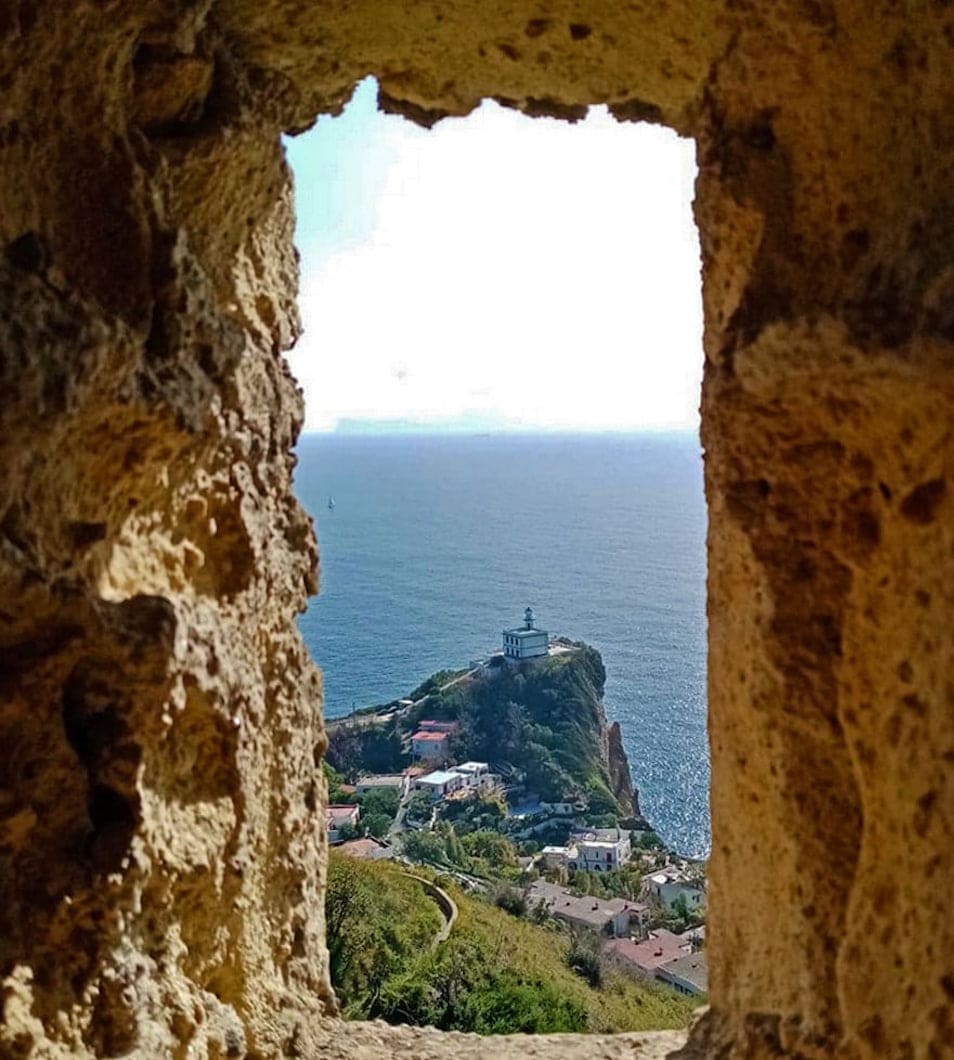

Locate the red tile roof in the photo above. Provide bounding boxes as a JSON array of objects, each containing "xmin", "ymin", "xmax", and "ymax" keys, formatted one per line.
[{"xmin": 605, "ymin": 930, "xmax": 689, "ymax": 972}]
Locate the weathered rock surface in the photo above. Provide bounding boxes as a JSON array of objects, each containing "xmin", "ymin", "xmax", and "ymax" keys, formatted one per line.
[
  {"xmin": 605, "ymin": 720, "xmax": 641, "ymax": 821},
  {"xmin": 1, "ymin": 1, "xmax": 952, "ymax": 1058}
]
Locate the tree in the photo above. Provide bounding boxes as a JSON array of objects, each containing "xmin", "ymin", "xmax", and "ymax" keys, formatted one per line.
[
  {"xmin": 460, "ymin": 830, "xmax": 517, "ymax": 869},
  {"xmin": 324, "ymin": 858, "xmax": 375, "ymax": 988},
  {"xmin": 336, "ymin": 821, "xmax": 360, "ymax": 843},
  {"xmin": 405, "ymin": 792, "xmax": 433, "ymax": 823},
  {"xmin": 402, "ymin": 829, "xmax": 446, "ymax": 865},
  {"xmin": 323, "ymin": 761, "xmax": 350, "ymax": 803},
  {"xmin": 359, "ymin": 787, "xmax": 399, "ymax": 820},
  {"xmin": 363, "ymin": 813, "xmax": 392, "ymax": 838},
  {"xmin": 670, "ymin": 893, "xmax": 691, "ymax": 922},
  {"xmin": 492, "ymin": 884, "xmax": 527, "ymax": 918}
]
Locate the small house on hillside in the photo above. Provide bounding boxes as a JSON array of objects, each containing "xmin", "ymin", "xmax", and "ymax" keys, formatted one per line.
[
  {"xmin": 355, "ymin": 774, "xmax": 410, "ymax": 797},
  {"xmin": 656, "ymin": 951, "xmax": 708, "ymax": 997},
  {"xmin": 417, "ymin": 720, "xmax": 458, "ymax": 733},
  {"xmin": 646, "ymin": 870, "xmax": 706, "ymax": 913},
  {"xmin": 326, "ymin": 804, "xmax": 360, "ymax": 845},
  {"xmin": 502, "ymin": 607, "xmax": 548, "ymax": 660},
  {"xmin": 451, "ymin": 762, "xmax": 490, "ymax": 790},
  {"xmin": 526, "ymin": 880, "xmax": 647, "ymax": 938},
  {"xmin": 568, "ymin": 827, "xmax": 632, "ymax": 872},
  {"xmin": 336, "ymin": 837, "xmax": 391, "ymax": 861},
  {"xmin": 414, "ymin": 770, "xmax": 465, "ymax": 801},
  {"xmin": 411, "ymin": 730, "xmax": 451, "ymax": 760},
  {"xmin": 604, "ymin": 930, "xmax": 691, "ymax": 976}
]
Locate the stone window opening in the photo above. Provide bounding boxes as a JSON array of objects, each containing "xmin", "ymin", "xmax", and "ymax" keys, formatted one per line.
[{"xmin": 286, "ymin": 83, "xmax": 709, "ymax": 1043}]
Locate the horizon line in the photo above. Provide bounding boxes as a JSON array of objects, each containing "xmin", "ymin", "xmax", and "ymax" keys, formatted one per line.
[{"xmin": 299, "ymin": 425, "xmax": 700, "ymax": 438}]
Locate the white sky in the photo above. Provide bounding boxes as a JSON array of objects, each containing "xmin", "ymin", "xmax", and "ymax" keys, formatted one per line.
[{"xmin": 286, "ymin": 84, "xmax": 703, "ymax": 434}]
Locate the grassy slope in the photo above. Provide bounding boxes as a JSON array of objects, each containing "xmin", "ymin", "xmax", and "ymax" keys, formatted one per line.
[
  {"xmin": 328, "ymin": 853, "xmax": 700, "ymax": 1034},
  {"xmin": 445, "ymin": 881, "xmax": 699, "ymax": 1033}
]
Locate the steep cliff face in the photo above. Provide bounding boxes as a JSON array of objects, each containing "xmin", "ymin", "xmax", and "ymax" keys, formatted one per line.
[
  {"xmin": 606, "ymin": 721, "xmax": 642, "ymax": 820},
  {"xmin": 433, "ymin": 646, "xmax": 641, "ymax": 817}
]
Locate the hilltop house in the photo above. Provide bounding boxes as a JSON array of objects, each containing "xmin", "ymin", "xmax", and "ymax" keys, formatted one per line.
[
  {"xmin": 568, "ymin": 827, "xmax": 632, "ymax": 872},
  {"xmin": 451, "ymin": 761, "xmax": 491, "ymax": 790},
  {"xmin": 502, "ymin": 607, "xmax": 548, "ymax": 660},
  {"xmin": 604, "ymin": 929, "xmax": 691, "ymax": 976},
  {"xmin": 417, "ymin": 719, "xmax": 458, "ymax": 733}
]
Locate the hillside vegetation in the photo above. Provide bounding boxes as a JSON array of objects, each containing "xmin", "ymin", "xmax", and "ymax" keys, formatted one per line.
[{"xmin": 327, "ymin": 852, "xmax": 699, "ymax": 1034}]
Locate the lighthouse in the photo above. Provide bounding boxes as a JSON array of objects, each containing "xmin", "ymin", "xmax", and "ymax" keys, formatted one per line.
[{"xmin": 502, "ymin": 607, "xmax": 549, "ymax": 660}]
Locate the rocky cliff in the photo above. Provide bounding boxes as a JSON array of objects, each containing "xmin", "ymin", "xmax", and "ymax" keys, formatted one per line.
[{"xmin": 606, "ymin": 721, "xmax": 642, "ymax": 820}]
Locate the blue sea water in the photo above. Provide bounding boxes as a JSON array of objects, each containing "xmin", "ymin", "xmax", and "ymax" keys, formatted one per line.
[{"xmin": 294, "ymin": 432, "xmax": 710, "ymax": 857}]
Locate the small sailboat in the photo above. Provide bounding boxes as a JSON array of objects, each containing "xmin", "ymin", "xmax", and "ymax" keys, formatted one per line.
[{"xmin": 327, "ymin": 496, "xmax": 336, "ymax": 511}]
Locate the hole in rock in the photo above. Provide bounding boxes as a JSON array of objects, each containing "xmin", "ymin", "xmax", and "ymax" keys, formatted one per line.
[{"xmin": 285, "ymin": 77, "xmax": 709, "ymax": 1030}]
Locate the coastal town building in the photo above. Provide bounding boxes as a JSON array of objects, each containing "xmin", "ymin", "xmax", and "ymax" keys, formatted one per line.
[
  {"xmin": 326, "ymin": 804, "xmax": 361, "ymax": 844},
  {"xmin": 540, "ymin": 800, "xmax": 578, "ymax": 816},
  {"xmin": 335, "ymin": 837, "xmax": 391, "ymax": 861},
  {"xmin": 450, "ymin": 761, "xmax": 491, "ymax": 790},
  {"xmin": 567, "ymin": 827, "xmax": 632, "ymax": 872},
  {"xmin": 604, "ymin": 929, "xmax": 691, "ymax": 976},
  {"xmin": 414, "ymin": 769, "xmax": 465, "ymax": 801},
  {"xmin": 417, "ymin": 719, "xmax": 458, "ymax": 733},
  {"xmin": 526, "ymin": 880, "xmax": 648, "ymax": 938},
  {"xmin": 355, "ymin": 773, "xmax": 411, "ymax": 797},
  {"xmin": 502, "ymin": 607, "xmax": 549, "ymax": 660},
  {"xmin": 541, "ymin": 845, "xmax": 574, "ymax": 869},
  {"xmin": 411, "ymin": 730, "xmax": 452, "ymax": 760},
  {"xmin": 646, "ymin": 869, "xmax": 707, "ymax": 913},
  {"xmin": 655, "ymin": 952, "xmax": 708, "ymax": 997}
]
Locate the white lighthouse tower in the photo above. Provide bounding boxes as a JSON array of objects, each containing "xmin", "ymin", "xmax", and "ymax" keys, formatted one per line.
[{"xmin": 502, "ymin": 607, "xmax": 549, "ymax": 660}]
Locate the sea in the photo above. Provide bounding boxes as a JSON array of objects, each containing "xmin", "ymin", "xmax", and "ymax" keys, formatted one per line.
[{"xmin": 294, "ymin": 431, "xmax": 710, "ymax": 858}]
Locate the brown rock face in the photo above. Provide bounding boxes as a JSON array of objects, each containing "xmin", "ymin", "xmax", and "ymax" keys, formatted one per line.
[
  {"xmin": 2, "ymin": 1, "xmax": 953, "ymax": 1058},
  {"xmin": 605, "ymin": 720, "xmax": 641, "ymax": 820}
]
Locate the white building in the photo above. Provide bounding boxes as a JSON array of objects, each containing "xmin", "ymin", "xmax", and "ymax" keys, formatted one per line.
[
  {"xmin": 414, "ymin": 770, "xmax": 465, "ymax": 801},
  {"xmin": 646, "ymin": 871, "xmax": 707, "ymax": 913},
  {"xmin": 450, "ymin": 762, "xmax": 491, "ymax": 790},
  {"xmin": 567, "ymin": 828, "xmax": 632, "ymax": 873},
  {"xmin": 541, "ymin": 845, "xmax": 573, "ymax": 869},
  {"xmin": 502, "ymin": 607, "xmax": 549, "ymax": 660}
]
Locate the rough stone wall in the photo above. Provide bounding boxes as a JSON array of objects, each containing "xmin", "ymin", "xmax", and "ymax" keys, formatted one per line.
[
  {"xmin": 2, "ymin": 1, "xmax": 952, "ymax": 1058},
  {"xmin": 1, "ymin": 4, "xmax": 331, "ymax": 1057}
]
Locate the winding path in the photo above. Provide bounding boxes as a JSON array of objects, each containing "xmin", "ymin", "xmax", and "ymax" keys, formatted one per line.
[{"xmin": 400, "ymin": 872, "xmax": 458, "ymax": 944}]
